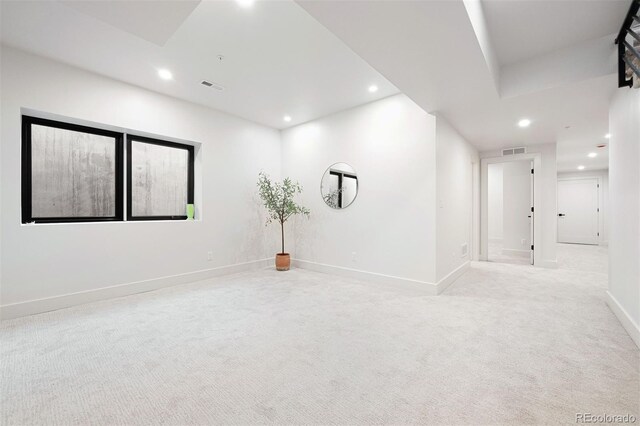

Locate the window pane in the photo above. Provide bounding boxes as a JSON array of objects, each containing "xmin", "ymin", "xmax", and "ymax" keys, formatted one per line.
[
  {"xmin": 31, "ymin": 124, "xmax": 116, "ymax": 218},
  {"xmin": 342, "ymin": 175, "xmax": 357, "ymax": 207},
  {"xmin": 130, "ymin": 141, "xmax": 188, "ymax": 217}
]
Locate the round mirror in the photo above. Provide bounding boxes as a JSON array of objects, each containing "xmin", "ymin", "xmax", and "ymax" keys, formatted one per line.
[{"xmin": 321, "ymin": 162, "xmax": 358, "ymax": 209}]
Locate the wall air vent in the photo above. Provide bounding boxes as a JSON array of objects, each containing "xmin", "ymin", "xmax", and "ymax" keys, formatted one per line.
[
  {"xmin": 502, "ymin": 147, "xmax": 526, "ymax": 156},
  {"xmin": 201, "ymin": 80, "xmax": 225, "ymax": 91}
]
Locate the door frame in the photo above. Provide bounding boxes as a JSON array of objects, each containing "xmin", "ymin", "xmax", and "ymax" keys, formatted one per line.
[
  {"xmin": 529, "ymin": 160, "xmax": 534, "ymax": 265},
  {"xmin": 557, "ymin": 175, "xmax": 601, "ymax": 245},
  {"xmin": 471, "ymin": 160, "xmax": 480, "ymax": 261},
  {"xmin": 480, "ymin": 153, "xmax": 542, "ymax": 266}
]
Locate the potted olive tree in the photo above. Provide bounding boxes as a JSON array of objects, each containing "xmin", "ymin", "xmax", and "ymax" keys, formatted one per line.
[{"xmin": 257, "ymin": 172, "xmax": 310, "ymax": 271}]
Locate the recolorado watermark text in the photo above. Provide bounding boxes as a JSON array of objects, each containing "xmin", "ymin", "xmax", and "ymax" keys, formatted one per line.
[{"xmin": 576, "ymin": 413, "xmax": 637, "ymax": 423}]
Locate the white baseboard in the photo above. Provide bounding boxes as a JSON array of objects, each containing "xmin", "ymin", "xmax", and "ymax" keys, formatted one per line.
[
  {"xmin": 536, "ymin": 259, "xmax": 558, "ymax": 269},
  {"xmin": 292, "ymin": 259, "xmax": 438, "ymax": 296},
  {"xmin": 606, "ymin": 291, "xmax": 640, "ymax": 349},
  {"xmin": 0, "ymin": 258, "xmax": 272, "ymax": 320},
  {"xmin": 436, "ymin": 261, "xmax": 470, "ymax": 294}
]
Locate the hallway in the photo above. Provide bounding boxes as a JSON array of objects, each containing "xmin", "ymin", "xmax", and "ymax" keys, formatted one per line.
[{"xmin": 443, "ymin": 243, "xmax": 637, "ymax": 421}]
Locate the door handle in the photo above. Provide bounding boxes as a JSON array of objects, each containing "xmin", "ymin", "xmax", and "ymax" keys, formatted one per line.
[{"xmin": 558, "ymin": 213, "xmax": 566, "ymax": 217}]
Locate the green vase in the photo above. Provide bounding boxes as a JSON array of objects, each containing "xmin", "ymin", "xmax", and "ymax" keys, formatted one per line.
[{"xmin": 186, "ymin": 204, "xmax": 195, "ymax": 220}]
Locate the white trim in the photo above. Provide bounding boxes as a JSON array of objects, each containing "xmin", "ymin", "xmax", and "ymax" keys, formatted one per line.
[
  {"xmin": 472, "ymin": 161, "xmax": 481, "ymax": 261},
  {"xmin": 556, "ymin": 176, "xmax": 603, "ymax": 182},
  {"xmin": 0, "ymin": 258, "xmax": 272, "ymax": 320},
  {"xmin": 292, "ymin": 259, "xmax": 438, "ymax": 295},
  {"xmin": 436, "ymin": 261, "xmax": 470, "ymax": 294},
  {"xmin": 606, "ymin": 291, "xmax": 640, "ymax": 349}
]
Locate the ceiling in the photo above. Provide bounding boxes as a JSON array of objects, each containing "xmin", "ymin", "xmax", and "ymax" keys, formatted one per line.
[
  {"xmin": 296, "ymin": 0, "xmax": 629, "ymax": 171},
  {"xmin": 557, "ymin": 137, "xmax": 609, "ymax": 173},
  {"xmin": 1, "ymin": 0, "xmax": 630, "ymax": 172},
  {"xmin": 0, "ymin": 0, "xmax": 398, "ymax": 129},
  {"xmin": 60, "ymin": 0, "xmax": 202, "ymax": 46},
  {"xmin": 482, "ymin": 0, "xmax": 629, "ymax": 66}
]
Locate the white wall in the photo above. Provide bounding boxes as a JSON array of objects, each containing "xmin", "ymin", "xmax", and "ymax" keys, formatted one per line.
[
  {"xmin": 535, "ymin": 144, "xmax": 558, "ymax": 267},
  {"xmin": 281, "ymin": 94, "xmax": 438, "ymax": 286},
  {"xmin": 487, "ymin": 163, "xmax": 503, "ymax": 241},
  {"xmin": 0, "ymin": 47, "xmax": 282, "ymax": 315},
  {"xmin": 435, "ymin": 116, "xmax": 478, "ymax": 282},
  {"xmin": 502, "ymin": 160, "xmax": 531, "ymax": 252},
  {"xmin": 607, "ymin": 88, "xmax": 640, "ymax": 346},
  {"xmin": 557, "ymin": 170, "xmax": 608, "ymax": 245},
  {"xmin": 1, "ymin": 50, "xmax": 481, "ymax": 314}
]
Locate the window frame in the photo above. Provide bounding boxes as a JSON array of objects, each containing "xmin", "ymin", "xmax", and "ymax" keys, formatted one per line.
[
  {"xmin": 329, "ymin": 170, "xmax": 358, "ymax": 208},
  {"xmin": 126, "ymin": 134, "xmax": 195, "ymax": 221},
  {"xmin": 21, "ymin": 115, "xmax": 124, "ymax": 224}
]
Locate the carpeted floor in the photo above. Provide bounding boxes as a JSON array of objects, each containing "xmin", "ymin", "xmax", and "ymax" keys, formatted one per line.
[
  {"xmin": 1, "ymin": 244, "xmax": 638, "ymax": 425},
  {"xmin": 488, "ymin": 240, "xmax": 531, "ymax": 266}
]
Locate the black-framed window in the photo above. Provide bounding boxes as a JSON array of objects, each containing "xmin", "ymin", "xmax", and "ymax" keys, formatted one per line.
[
  {"xmin": 126, "ymin": 135, "xmax": 194, "ymax": 221},
  {"xmin": 21, "ymin": 116, "xmax": 124, "ymax": 223},
  {"xmin": 21, "ymin": 115, "xmax": 196, "ymax": 224},
  {"xmin": 329, "ymin": 170, "xmax": 358, "ymax": 208}
]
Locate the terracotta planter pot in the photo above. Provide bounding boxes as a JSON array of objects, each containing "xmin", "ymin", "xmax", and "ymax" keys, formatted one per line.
[{"xmin": 275, "ymin": 253, "xmax": 290, "ymax": 271}]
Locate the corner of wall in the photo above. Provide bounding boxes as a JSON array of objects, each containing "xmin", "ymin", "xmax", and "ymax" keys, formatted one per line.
[
  {"xmin": 434, "ymin": 115, "xmax": 478, "ymax": 284},
  {"xmin": 607, "ymin": 88, "xmax": 640, "ymax": 341}
]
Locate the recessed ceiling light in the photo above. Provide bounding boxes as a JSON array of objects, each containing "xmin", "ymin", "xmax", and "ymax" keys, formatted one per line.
[
  {"xmin": 577, "ymin": 165, "xmax": 585, "ymax": 170},
  {"xmin": 518, "ymin": 119, "xmax": 531, "ymax": 128},
  {"xmin": 157, "ymin": 69, "xmax": 173, "ymax": 80},
  {"xmin": 368, "ymin": 85, "xmax": 378, "ymax": 93},
  {"xmin": 236, "ymin": 0, "xmax": 254, "ymax": 8},
  {"xmin": 587, "ymin": 152, "xmax": 597, "ymax": 158},
  {"xmin": 605, "ymin": 133, "xmax": 611, "ymax": 139},
  {"xmin": 283, "ymin": 115, "xmax": 292, "ymax": 122}
]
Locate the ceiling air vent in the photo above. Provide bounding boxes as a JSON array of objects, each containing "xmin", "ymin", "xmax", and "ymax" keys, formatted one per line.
[
  {"xmin": 201, "ymin": 80, "xmax": 225, "ymax": 91},
  {"xmin": 502, "ymin": 147, "xmax": 526, "ymax": 156}
]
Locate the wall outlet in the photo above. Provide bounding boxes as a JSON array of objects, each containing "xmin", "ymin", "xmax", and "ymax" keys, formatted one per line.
[
  {"xmin": 461, "ymin": 243, "xmax": 468, "ymax": 257},
  {"xmin": 521, "ymin": 238, "xmax": 526, "ymax": 246},
  {"xmin": 352, "ymin": 252, "xmax": 357, "ymax": 262},
  {"xmin": 207, "ymin": 251, "xmax": 213, "ymax": 261}
]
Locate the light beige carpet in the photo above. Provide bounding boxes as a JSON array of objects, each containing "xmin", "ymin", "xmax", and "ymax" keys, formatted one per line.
[
  {"xmin": 488, "ymin": 241, "xmax": 531, "ymax": 266},
  {"xmin": 1, "ymin": 244, "xmax": 638, "ymax": 425}
]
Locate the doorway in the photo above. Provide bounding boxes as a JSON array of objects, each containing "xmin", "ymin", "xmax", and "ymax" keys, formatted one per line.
[
  {"xmin": 557, "ymin": 178, "xmax": 599, "ymax": 245},
  {"xmin": 487, "ymin": 160, "xmax": 534, "ymax": 265}
]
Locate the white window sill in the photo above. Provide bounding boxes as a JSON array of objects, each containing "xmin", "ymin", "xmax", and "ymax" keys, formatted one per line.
[{"xmin": 21, "ymin": 219, "xmax": 202, "ymax": 226}]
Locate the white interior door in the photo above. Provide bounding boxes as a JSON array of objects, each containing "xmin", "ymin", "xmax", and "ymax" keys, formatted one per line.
[{"xmin": 557, "ymin": 178, "xmax": 599, "ymax": 245}]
